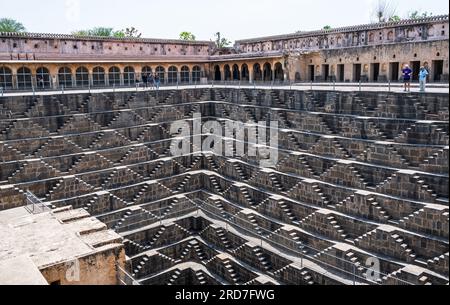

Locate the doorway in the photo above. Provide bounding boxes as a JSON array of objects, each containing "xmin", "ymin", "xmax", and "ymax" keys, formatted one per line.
[
  {"xmin": 410, "ymin": 61, "xmax": 420, "ymax": 81},
  {"xmin": 214, "ymin": 65, "xmax": 221, "ymax": 81},
  {"xmin": 432, "ymin": 60, "xmax": 444, "ymax": 82},
  {"xmin": 337, "ymin": 64, "xmax": 345, "ymax": 82},
  {"xmin": 322, "ymin": 64, "xmax": 330, "ymax": 81},
  {"xmin": 353, "ymin": 64, "xmax": 362, "ymax": 82},
  {"xmin": 390, "ymin": 62, "xmax": 399, "ymax": 82},
  {"xmin": 308, "ymin": 65, "xmax": 315, "ymax": 81},
  {"xmin": 371, "ymin": 63, "xmax": 380, "ymax": 82}
]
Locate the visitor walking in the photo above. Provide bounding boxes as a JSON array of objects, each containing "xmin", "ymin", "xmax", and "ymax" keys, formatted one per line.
[
  {"xmin": 142, "ymin": 73, "xmax": 148, "ymax": 89},
  {"xmin": 402, "ymin": 64, "xmax": 412, "ymax": 92},
  {"xmin": 419, "ymin": 66, "xmax": 429, "ymax": 92},
  {"xmin": 155, "ymin": 74, "xmax": 160, "ymax": 90}
]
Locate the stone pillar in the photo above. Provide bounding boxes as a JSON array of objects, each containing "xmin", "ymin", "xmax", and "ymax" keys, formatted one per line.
[{"xmin": 72, "ymin": 72, "xmax": 76, "ymax": 88}]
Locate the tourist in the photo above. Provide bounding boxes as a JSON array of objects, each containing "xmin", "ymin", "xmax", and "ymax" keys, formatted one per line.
[
  {"xmin": 155, "ymin": 74, "xmax": 160, "ymax": 90},
  {"xmin": 37, "ymin": 76, "xmax": 44, "ymax": 89},
  {"xmin": 419, "ymin": 66, "xmax": 429, "ymax": 92},
  {"xmin": 149, "ymin": 73, "xmax": 154, "ymax": 90},
  {"xmin": 142, "ymin": 73, "xmax": 148, "ymax": 89},
  {"xmin": 402, "ymin": 64, "xmax": 412, "ymax": 92}
]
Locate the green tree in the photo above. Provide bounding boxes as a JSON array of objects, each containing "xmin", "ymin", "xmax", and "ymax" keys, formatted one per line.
[
  {"xmin": 388, "ymin": 15, "xmax": 401, "ymax": 22},
  {"xmin": 72, "ymin": 30, "xmax": 90, "ymax": 36},
  {"xmin": 214, "ymin": 32, "xmax": 231, "ymax": 48},
  {"xmin": 113, "ymin": 30, "xmax": 126, "ymax": 38},
  {"xmin": 72, "ymin": 27, "xmax": 114, "ymax": 37},
  {"xmin": 179, "ymin": 31, "xmax": 196, "ymax": 41},
  {"xmin": 408, "ymin": 10, "xmax": 433, "ymax": 19},
  {"xmin": 322, "ymin": 25, "xmax": 332, "ymax": 30},
  {"xmin": 73, "ymin": 27, "xmax": 141, "ymax": 38},
  {"xmin": 89, "ymin": 27, "xmax": 115, "ymax": 36},
  {"xmin": 0, "ymin": 18, "xmax": 26, "ymax": 32}
]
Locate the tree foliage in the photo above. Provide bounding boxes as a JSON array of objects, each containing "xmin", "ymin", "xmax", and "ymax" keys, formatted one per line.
[
  {"xmin": 389, "ymin": 15, "xmax": 401, "ymax": 22},
  {"xmin": 214, "ymin": 32, "xmax": 231, "ymax": 48},
  {"xmin": 0, "ymin": 18, "xmax": 26, "ymax": 32},
  {"xmin": 408, "ymin": 10, "xmax": 433, "ymax": 19},
  {"xmin": 322, "ymin": 25, "xmax": 332, "ymax": 30},
  {"xmin": 72, "ymin": 27, "xmax": 141, "ymax": 38},
  {"xmin": 121, "ymin": 27, "xmax": 142, "ymax": 38},
  {"xmin": 179, "ymin": 32, "xmax": 196, "ymax": 41}
]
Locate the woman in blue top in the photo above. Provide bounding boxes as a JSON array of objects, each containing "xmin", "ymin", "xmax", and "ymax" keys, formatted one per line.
[
  {"xmin": 419, "ymin": 66, "xmax": 429, "ymax": 92},
  {"xmin": 402, "ymin": 64, "xmax": 412, "ymax": 92}
]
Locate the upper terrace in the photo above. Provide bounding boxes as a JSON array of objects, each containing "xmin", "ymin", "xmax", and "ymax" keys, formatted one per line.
[
  {"xmin": 235, "ymin": 15, "xmax": 449, "ymax": 53},
  {"xmin": 0, "ymin": 32, "xmax": 214, "ymax": 62},
  {"xmin": 0, "ymin": 15, "xmax": 448, "ymax": 62}
]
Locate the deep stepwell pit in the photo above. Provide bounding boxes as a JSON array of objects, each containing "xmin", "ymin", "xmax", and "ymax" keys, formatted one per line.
[{"xmin": 0, "ymin": 88, "xmax": 448, "ymax": 285}]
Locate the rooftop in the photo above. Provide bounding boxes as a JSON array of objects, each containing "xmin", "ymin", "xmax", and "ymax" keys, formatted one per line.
[
  {"xmin": 0, "ymin": 32, "xmax": 213, "ymax": 46},
  {"xmin": 236, "ymin": 14, "xmax": 449, "ymax": 43}
]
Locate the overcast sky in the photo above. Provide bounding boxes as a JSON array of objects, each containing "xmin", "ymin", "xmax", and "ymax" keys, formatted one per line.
[{"xmin": 2, "ymin": 0, "xmax": 449, "ymax": 42}]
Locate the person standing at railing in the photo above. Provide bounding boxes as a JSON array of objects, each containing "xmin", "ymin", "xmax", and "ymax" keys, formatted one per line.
[
  {"xmin": 402, "ymin": 64, "xmax": 412, "ymax": 92},
  {"xmin": 149, "ymin": 73, "xmax": 154, "ymax": 90},
  {"xmin": 419, "ymin": 66, "xmax": 429, "ymax": 92},
  {"xmin": 154, "ymin": 74, "xmax": 160, "ymax": 90},
  {"xmin": 37, "ymin": 76, "xmax": 44, "ymax": 89},
  {"xmin": 142, "ymin": 73, "xmax": 148, "ymax": 89}
]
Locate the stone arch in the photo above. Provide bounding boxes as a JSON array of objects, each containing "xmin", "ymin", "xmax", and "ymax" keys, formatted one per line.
[
  {"xmin": 387, "ymin": 31, "xmax": 394, "ymax": 41},
  {"xmin": 407, "ymin": 28, "xmax": 415, "ymax": 38},
  {"xmin": 168, "ymin": 66, "xmax": 178, "ymax": 84},
  {"xmin": 108, "ymin": 66, "xmax": 121, "ymax": 86},
  {"xmin": 58, "ymin": 67, "xmax": 73, "ymax": 88},
  {"xmin": 232, "ymin": 64, "xmax": 240, "ymax": 81},
  {"xmin": 124, "ymin": 66, "xmax": 135, "ymax": 86},
  {"xmin": 0, "ymin": 66, "xmax": 13, "ymax": 89},
  {"xmin": 214, "ymin": 65, "xmax": 221, "ymax": 81},
  {"xmin": 274, "ymin": 62, "xmax": 284, "ymax": 82},
  {"xmin": 92, "ymin": 66, "xmax": 106, "ymax": 86},
  {"xmin": 192, "ymin": 66, "xmax": 201, "ymax": 82},
  {"xmin": 142, "ymin": 66, "xmax": 152, "ymax": 75},
  {"xmin": 180, "ymin": 66, "xmax": 190, "ymax": 83},
  {"xmin": 17, "ymin": 67, "xmax": 32, "ymax": 89},
  {"xmin": 76, "ymin": 66, "xmax": 89, "ymax": 87},
  {"xmin": 263, "ymin": 63, "xmax": 272, "ymax": 82},
  {"xmin": 36, "ymin": 67, "xmax": 51, "ymax": 89},
  {"xmin": 155, "ymin": 66, "xmax": 165, "ymax": 83},
  {"xmin": 224, "ymin": 65, "xmax": 232, "ymax": 81},
  {"xmin": 253, "ymin": 63, "xmax": 262, "ymax": 81},
  {"xmin": 241, "ymin": 64, "xmax": 249, "ymax": 81}
]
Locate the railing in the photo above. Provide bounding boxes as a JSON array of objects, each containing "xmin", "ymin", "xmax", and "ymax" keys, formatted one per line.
[
  {"xmin": 1, "ymin": 78, "xmax": 447, "ymax": 97},
  {"xmin": 117, "ymin": 264, "xmax": 141, "ymax": 286},
  {"xmin": 24, "ymin": 191, "xmax": 51, "ymax": 214},
  {"xmin": 189, "ymin": 198, "xmax": 413, "ymax": 285},
  {"xmin": 108, "ymin": 196, "xmax": 415, "ymax": 285}
]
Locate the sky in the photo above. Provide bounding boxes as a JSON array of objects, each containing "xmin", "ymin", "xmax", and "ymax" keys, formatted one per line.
[{"xmin": 2, "ymin": 0, "xmax": 449, "ymax": 42}]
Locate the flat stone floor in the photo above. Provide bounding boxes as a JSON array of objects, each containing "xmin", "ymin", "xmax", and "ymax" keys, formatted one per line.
[
  {"xmin": 0, "ymin": 207, "xmax": 120, "ymax": 271},
  {"xmin": 1, "ymin": 82, "xmax": 448, "ymax": 97},
  {"xmin": 0, "ymin": 256, "xmax": 48, "ymax": 285}
]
